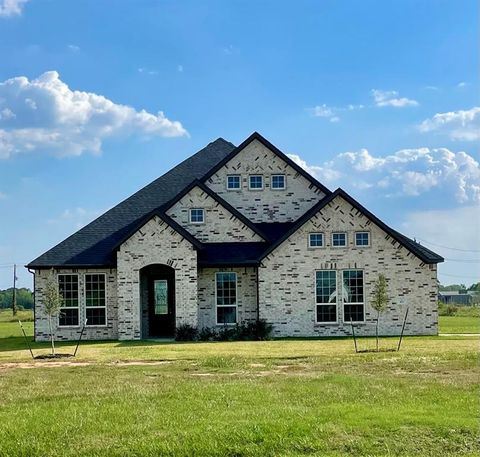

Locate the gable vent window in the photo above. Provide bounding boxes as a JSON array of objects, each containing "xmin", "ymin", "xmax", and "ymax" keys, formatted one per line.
[
  {"xmin": 227, "ymin": 175, "xmax": 241, "ymax": 190},
  {"xmin": 332, "ymin": 232, "xmax": 347, "ymax": 247},
  {"xmin": 355, "ymin": 231, "xmax": 370, "ymax": 247},
  {"xmin": 189, "ymin": 208, "xmax": 205, "ymax": 224},
  {"xmin": 85, "ymin": 274, "xmax": 106, "ymax": 326},
  {"xmin": 249, "ymin": 175, "xmax": 263, "ymax": 190},
  {"xmin": 271, "ymin": 174, "xmax": 286, "ymax": 190},
  {"xmin": 309, "ymin": 233, "xmax": 324, "ymax": 248},
  {"xmin": 58, "ymin": 274, "xmax": 79, "ymax": 327}
]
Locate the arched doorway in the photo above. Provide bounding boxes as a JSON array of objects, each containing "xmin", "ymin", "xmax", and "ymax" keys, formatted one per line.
[{"xmin": 140, "ymin": 264, "xmax": 175, "ymax": 338}]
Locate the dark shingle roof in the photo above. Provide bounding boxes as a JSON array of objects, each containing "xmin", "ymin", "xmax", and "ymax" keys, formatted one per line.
[
  {"xmin": 198, "ymin": 243, "xmax": 268, "ymax": 267},
  {"xmin": 27, "ymin": 138, "xmax": 236, "ymax": 268}
]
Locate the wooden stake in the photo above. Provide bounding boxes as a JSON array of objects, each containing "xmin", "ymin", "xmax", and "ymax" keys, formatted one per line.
[{"xmin": 397, "ymin": 307, "xmax": 409, "ymax": 352}]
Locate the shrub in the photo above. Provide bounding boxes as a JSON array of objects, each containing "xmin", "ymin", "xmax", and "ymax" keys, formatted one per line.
[
  {"xmin": 175, "ymin": 324, "xmax": 198, "ymax": 341},
  {"xmin": 439, "ymin": 303, "xmax": 458, "ymax": 316},
  {"xmin": 248, "ymin": 319, "xmax": 273, "ymax": 340},
  {"xmin": 198, "ymin": 326, "xmax": 217, "ymax": 341}
]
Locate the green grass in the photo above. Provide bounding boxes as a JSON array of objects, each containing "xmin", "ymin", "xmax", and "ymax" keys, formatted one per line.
[
  {"xmin": 438, "ymin": 305, "xmax": 480, "ymax": 334},
  {"xmin": 0, "ymin": 311, "xmax": 479, "ymax": 456}
]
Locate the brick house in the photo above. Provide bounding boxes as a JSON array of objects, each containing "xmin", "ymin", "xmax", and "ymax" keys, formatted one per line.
[{"xmin": 27, "ymin": 132, "xmax": 443, "ymax": 341}]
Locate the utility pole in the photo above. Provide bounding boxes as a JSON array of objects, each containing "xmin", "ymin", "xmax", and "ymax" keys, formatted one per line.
[{"xmin": 12, "ymin": 264, "xmax": 17, "ymax": 316}]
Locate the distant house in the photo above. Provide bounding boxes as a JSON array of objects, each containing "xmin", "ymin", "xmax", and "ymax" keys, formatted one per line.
[
  {"xmin": 438, "ymin": 291, "xmax": 475, "ymax": 306},
  {"xmin": 27, "ymin": 132, "xmax": 443, "ymax": 341}
]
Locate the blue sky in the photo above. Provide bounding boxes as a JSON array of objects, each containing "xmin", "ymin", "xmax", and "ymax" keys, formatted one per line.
[{"xmin": 0, "ymin": 0, "xmax": 479, "ymax": 289}]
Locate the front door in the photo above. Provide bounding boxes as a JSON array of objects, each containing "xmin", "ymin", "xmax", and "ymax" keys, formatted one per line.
[{"xmin": 148, "ymin": 273, "xmax": 175, "ymax": 338}]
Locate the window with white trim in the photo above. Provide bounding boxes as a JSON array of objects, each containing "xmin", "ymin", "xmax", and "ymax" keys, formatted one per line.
[
  {"xmin": 315, "ymin": 270, "xmax": 337, "ymax": 322},
  {"xmin": 342, "ymin": 270, "xmax": 364, "ymax": 322},
  {"xmin": 216, "ymin": 272, "xmax": 237, "ymax": 324},
  {"xmin": 85, "ymin": 274, "xmax": 106, "ymax": 326},
  {"xmin": 249, "ymin": 175, "xmax": 263, "ymax": 190},
  {"xmin": 58, "ymin": 274, "xmax": 79, "ymax": 326},
  {"xmin": 309, "ymin": 233, "xmax": 324, "ymax": 248},
  {"xmin": 271, "ymin": 174, "xmax": 286, "ymax": 189},
  {"xmin": 189, "ymin": 208, "xmax": 205, "ymax": 224},
  {"xmin": 227, "ymin": 175, "xmax": 241, "ymax": 190},
  {"xmin": 332, "ymin": 232, "xmax": 347, "ymax": 247},
  {"xmin": 355, "ymin": 231, "xmax": 370, "ymax": 247}
]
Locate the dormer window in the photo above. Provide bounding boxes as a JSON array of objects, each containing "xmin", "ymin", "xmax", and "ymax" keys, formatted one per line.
[
  {"xmin": 227, "ymin": 175, "xmax": 241, "ymax": 190},
  {"xmin": 249, "ymin": 175, "xmax": 263, "ymax": 190},
  {"xmin": 271, "ymin": 174, "xmax": 286, "ymax": 190},
  {"xmin": 189, "ymin": 208, "xmax": 204, "ymax": 224}
]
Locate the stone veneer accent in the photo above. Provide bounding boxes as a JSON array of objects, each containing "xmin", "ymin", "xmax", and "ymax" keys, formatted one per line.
[
  {"xmin": 34, "ymin": 268, "xmax": 118, "ymax": 342},
  {"xmin": 198, "ymin": 267, "xmax": 258, "ymax": 328},
  {"xmin": 166, "ymin": 185, "xmax": 263, "ymax": 242},
  {"xmin": 205, "ymin": 139, "xmax": 325, "ymax": 222},
  {"xmin": 117, "ymin": 216, "xmax": 198, "ymax": 340},
  {"xmin": 258, "ymin": 195, "xmax": 438, "ymax": 337}
]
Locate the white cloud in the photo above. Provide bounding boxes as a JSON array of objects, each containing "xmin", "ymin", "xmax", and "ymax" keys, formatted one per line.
[
  {"xmin": 177, "ymin": 65, "xmax": 184, "ymax": 73},
  {"xmin": 456, "ymin": 81, "xmax": 469, "ymax": 88},
  {"xmin": 288, "ymin": 146, "xmax": 480, "ymax": 203},
  {"xmin": 67, "ymin": 44, "xmax": 80, "ymax": 52},
  {"xmin": 371, "ymin": 89, "xmax": 418, "ymax": 107},
  {"xmin": 0, "ymin": 108, "xmax": 15, "ymax": 120},
  {"xmin": 0, "ymin": 0, "xmax": 28, "ymax": 17},
  {"xmin": 138, "ymin": 67, "xmax": 158, "ymax": 76},
  {"xmin": 418, "ymin": 107, "xmax": 480, "ymax": 141},
  {"xmin": 309, "ymin": 103, "xmax": 364, "ymax": 122},
  {"xmin": 0, "ymin": 71, "xmax": 187, "ymax": 158}
]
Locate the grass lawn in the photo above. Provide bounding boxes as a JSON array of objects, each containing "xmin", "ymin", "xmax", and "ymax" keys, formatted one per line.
[{"xmin": 0, "ymin": 309, "xmax": 478, "ymax": 456}]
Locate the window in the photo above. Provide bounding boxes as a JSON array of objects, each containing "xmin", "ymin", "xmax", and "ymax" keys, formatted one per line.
[
  {"xmin": 189, "ymin": 208, "xmax": 204, "ymax": 224},
  {"xmin": 216, "ymin": 272, "xmax": 237, "ymax": 324},
  {"xmin": 315, "ymin": 271, "xmax": 337, "ymax": 323},
  {"xmin": 249, "ymin": 175, "xmax": 263, "ymax": 190},
  {"xmin": 309, "ymin": 233, "xmax": 324, "ymax": 248},
  {"xmin": 85, "ymin": 274, "xmax": 106, "ymax": 326},
  {"xmin": 227, "ymin": 175, "xmax": 241, "ymax": 190},
  {"xmin": 58, "ymin": 274, "xmax": 79, "ymax": 326},
  {"xmin": 332, "ymin": 232, "xmax": 347, "ymax": 247},
  {"xmin": 271, "ymin": 174, "xmax": 286, "ymax": 189},
  {"xmin": 355, "ymin": 231, "xmax": 370, "ymax": 247},
  {"xmin": 342, "ymin": 270, "xmax": 364, "ymax": 322},
  {"xmin": 154, "ymin": 280, "xmax": 168, "ymax": 315}
]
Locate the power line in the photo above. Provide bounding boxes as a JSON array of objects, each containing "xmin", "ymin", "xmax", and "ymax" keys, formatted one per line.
[{"xmin": 416, "ymin": 237, "xmax": 480, "ymax": 253}]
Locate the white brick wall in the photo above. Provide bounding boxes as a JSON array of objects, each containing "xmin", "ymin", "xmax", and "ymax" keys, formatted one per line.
[
  {"xmin": 205, "ymin": 139, "xmax": 326, "ymax": 222},
  {"xmin": 34, "ymin": 268, "xmax": 118, "ymax": 342},
  {"xmin": 166, "ymin": 185, "xmax": 263, "ymax": 242},
  {"xmin": 117, "ymin": 216, "xmax": 198, "ymax": 340},
  {"xmin": 198, "ymin": 267, "xmax": 258, "ymax": 328},
  {"xmin": 258, "ymin": 195, "xmax": 438, "ymax": 337}
]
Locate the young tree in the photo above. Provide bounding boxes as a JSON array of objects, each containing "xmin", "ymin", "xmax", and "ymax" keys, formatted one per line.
[
  {"xmin": 371, "ymin": 273, "xmax": 389, "ymax": 351},
  {"xmin": 43, "ymin": 272, "xmax": 63, "ymax": 356}
]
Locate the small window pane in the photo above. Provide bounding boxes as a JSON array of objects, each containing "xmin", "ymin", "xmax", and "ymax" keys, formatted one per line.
[
  {"xmin": 217, "ymin": 306, "xmax": 237, "ymax": 324},
  {"xmin": 227, "ymin": 175, "xmax": 241, "ymax": 189},
  {"xmin": 332, "ymin": 232, "xmax": 347, "ymax": 247},
  {"xmin": 58, "ymin": 275, "xmax": 79, "ymax": 307},
  {"xmin": 86, "ymin": 308, "xmax": 106, "ymax": 326},
  {"xmin": 343, "ymin": 270, "xmax": 364, "ymax": 322},
  {"xmin": 249, "ymin": 175, "xmax": 263, "ymax": 189},
  {"xmin": 190, "ymin": 208, "xmax": 204, "ymax": 223},
  {"xmin": 59, "ymin": 308, "xmax": 79, "ymax": 326},
  {"xmin": 316, "ymin": 305, "xmax": 337, "ymax": 323},
  {"xmin": 271, "ymin": 175, "xmax": 285, "ymax": 189},
  {"xmin": 355, "ymin": 232, "xmax": 369, "ymax": 246},
  {"xmin": 309, "ymin": 233, "xmax": 323, "ymax": 247}
]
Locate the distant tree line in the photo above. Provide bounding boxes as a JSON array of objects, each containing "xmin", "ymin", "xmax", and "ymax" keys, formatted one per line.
[
  {"xmin": 0, "ymin": 288, "xmax": 34, "ymax": 309},
  {"xmin": 439, "ymin": 283, "xmax": 480, "ymax": 293}
]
